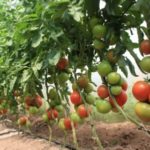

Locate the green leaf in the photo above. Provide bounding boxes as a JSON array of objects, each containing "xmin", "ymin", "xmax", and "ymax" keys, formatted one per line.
[
  {"xmin": 31, "ymin": 32, "xmax": 43, "ymax": 48},
  {"xmin": 125, "ymin": 57, "xmax": 138, "ymax": 77},
  {"xmin": 21, "ymin": 69, "xmax": 32, "ymax": 83},
  {"xmin": 9, "ymin": 76, "xmax": 17, "ymax": 92},
  {"xmin": 47, "ymin": 50, "xmax": 61, "ymax": 66},
  {"xmin": 118, "ymin": 57, "xmax": 128, "ymax": 77}
]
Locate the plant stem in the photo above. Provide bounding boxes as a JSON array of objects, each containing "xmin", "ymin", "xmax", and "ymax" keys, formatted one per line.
[{"xmin": 71, "ymin": 121, "xmax": 80, "ymax": 150}]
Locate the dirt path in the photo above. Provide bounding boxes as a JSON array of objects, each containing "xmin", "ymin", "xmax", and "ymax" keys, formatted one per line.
[{"xmin": 0, "ymin": 124, "xmax": 68, "ymax": 150}]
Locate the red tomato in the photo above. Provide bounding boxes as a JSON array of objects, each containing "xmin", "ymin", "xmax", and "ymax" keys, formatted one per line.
[
  {"xmin": 18, "ymin": 116, "xmax": 28, "ymax": 126},
  {"xmin": 35, "ymin": 95, "xmax": 43, "ymax": 108},
  {"xmin": 70, "ymin": 91, "xmax": 82, "ymax": 105},
  {"xmin": 121, "ymin": 82, "xmax": 128, "ymax": 91},
  {"xmin": 132, "ymin": 81, "xmax": 150, "ymax": 102},
  {"xmin": 97, "ymin": 85, "xmax": 109, "ymax": 99},
  {"xmin": 109, "ymin": 90, "xmax": 127, "ymax": 107},
  {"xmin": 47, "ymin": 109, "xmax": 58, "ymax": 120},
  {"xmin": 56, "ymin": 58, "xmax": 68, "ymax": 70},
  {"xmin": 77, "ymin": 105, "xmax": 90, "ymax": 118},
  {"xmin": 64, "ymin": 118, "xmax": 72, "ymax": 130},
  {"xmin": 140, "ymin": 40, "xmax": 150, "ymax": 55},
  {"xmin": 25, "ymin": 96, "xmax": 34, "ymax": 106}
]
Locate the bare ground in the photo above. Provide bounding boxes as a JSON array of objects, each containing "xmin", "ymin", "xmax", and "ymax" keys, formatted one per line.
[{"xmin": 0, "ymin": 120, "xmax": 150, "ymax": 150}]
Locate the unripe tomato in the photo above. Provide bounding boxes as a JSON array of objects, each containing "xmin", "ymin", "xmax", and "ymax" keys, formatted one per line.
[
  {"xmin": 70, "ymin": 91, "xmax": 82, "ymax": 105},
  {"xmin": 140, "ymin": 40, "xmax": 150, "ymax": 55},
  {"xmin": 96, "ymin": 99, "xmax": 112, "ymax": 113},
  {"xmin": 58, "ymin": 118, "xmax": 65, "ymax": 130},
  {"xmin": 97, "ymin": 85, "xmax": 109, "ymax": 99},
  {"xmin": 132, "ymin": 81, "xmax": 150, "ymax": 102},
  {"xmin": 70, "ymin": 112, "xmax": 82, "ymax": 124},
  {"xmin": 107, "ymin": 72, "xmax": 121, "ymax": 85},
  {"xmin": 93, "ymin": 39, "xmax": 105, "ymax": 50},
  {"xmin": 135, "ymin": 102, "xmax": 150, "ymax": 122},
  {"xmin": 92, "ymin": 25, "xmax": 107, "ymax": 39},
  {"xmin": 97, "ymin": 61, "xmax": 112, "ymax": 77},
  {"xmin": 77, "ymin": 75, "xmax": 89, "ymax": 88},
  {"xmin": 140, "ymin": 56, "xmax": 150, "ymax": 73},
  {"xmin": 106, "ymin": 50, "xmax": 119, "ymax": 64},
  {"xmin": 110, "ymin": 85, "xmax": 122, "ymax": 96}
]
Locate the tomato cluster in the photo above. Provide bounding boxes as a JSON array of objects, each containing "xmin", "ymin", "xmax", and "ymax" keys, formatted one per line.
[
  {"xmin": 139, "ymin": 40, "xmax": 150, "ymax": 73},
  {"xmin": 132, "ymin": 81, "xmax": 150, "ymax": 122}
]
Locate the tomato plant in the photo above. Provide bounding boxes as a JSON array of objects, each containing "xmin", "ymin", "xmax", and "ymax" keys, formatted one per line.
[{"xmin": 0, "ymin": 0, "xmax": 150, "ymax": 149}]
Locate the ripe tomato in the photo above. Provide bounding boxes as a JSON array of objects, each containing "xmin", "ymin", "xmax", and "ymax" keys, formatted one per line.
[
  {"xmin": 70, "ymin": 91, "xmax": 82, "ymax": 105},
  {"xmin": 35, "ymin": 95, "xmax": 43, "ymax": 108},
  {"xmin": 109, "ymin": 90, "xmax": 127, "ymax": 107},
  {"xmin": 64, "ymin": 118, "xmax": 72, "ymax": 130},
  {"xmin": 140, "ymin": 56, "xmax": 150, "ymax": 73},
  {"xmin": 77, "ymin": 105, "xmax": 90, "ymax": 118},
  {"xmin": 107, "ymin": 72, "xmax": 121, "ymax": 85},
  {"xmin": 135, "ymin": 102, "xmax": 150, "ymax": 122},
  {"xmin": 47, "ymin": 109, "xmax": 58, "ymax": 120},
  {"xmin": 77, "ymin": 75, "xmax": 89, "ymax": 88},
  {"xmin": 25, "ymin": 96, "xmax": 34, "ymax": 106},
  {"xmin": 132, "ymin": 81, "xmax": 150, "ymax": 102},
  {"xmin": 96, "ymin": 99, "xmax": 112, "ymax": 113},
  {"xmin": 97, "ymin": 85, "xmax": 109, "ymax": 99},
  {"xmin": 121, "ymin": 82, "xmax": 128, "ymax": 91},
  {"xmin": 56, "ymin": 58, "xmax": 68, "ymax": 70},
  {"xmin": 18, "ymin": 116, "xmax": 28, "ymax": 126},
  {"xmin": 97, "ymin": 60, "xmax": 112, "ymax": 77},
  {"xmin": 140, "ymin": 40, "xmax": 150, "ymax": 55}
]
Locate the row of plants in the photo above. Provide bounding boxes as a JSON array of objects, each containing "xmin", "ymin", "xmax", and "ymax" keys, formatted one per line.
[{"xmin": 0, "ymin": 0, "xmax": 150, "ymax": 149}]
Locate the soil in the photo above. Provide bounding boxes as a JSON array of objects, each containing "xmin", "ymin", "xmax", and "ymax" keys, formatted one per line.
[{"xmin": 2, "ymin": 117, "xmax": 150, "ymax": 150}]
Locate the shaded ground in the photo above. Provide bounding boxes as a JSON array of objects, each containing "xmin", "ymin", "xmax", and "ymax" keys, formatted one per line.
[{"xmin": 1, "ymin": 120, "xmax": 150, "ymax": 150}]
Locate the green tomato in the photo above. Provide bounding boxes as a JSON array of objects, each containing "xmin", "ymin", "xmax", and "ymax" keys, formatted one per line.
[
  {"xmin": 55, "ymin": 105, "xmax": 64, "ymax": 113},
  {"xmin": 89, "ymin": 17, "xmax": 99, "ymax": 29},
  {"xmin": 70, "ymin": 112, "xmax": 82, "ymax": 124},
  {"xmin": 140, "ymin": 56, "xmax": 150, "ymax": 73},
  {"xmin": 58, "ymin": 72, "xmax": 70, "ymax": 85},
  {"xmin": 42, "ymin": 113, "xmax": 49, "ymax": 122},
  {"xmin": 97, "ymin": 61, "xmax": 112, "ymax": 77},
  {"xmin": 92, "ymin": 25, "xmax": 107, "ymax": 39},
  {"xmin": 110, "ymin": 86, "xmax": 122, "ymax": 96},
  {"xmin": 86, "ymin": 94, "xmax": 96, "ymax": 105},
  {"xmin": 107, "ymin": 72, "xmax": 121, "ymax": 85},
  {"xmin": 48, "ymin": 88, "xmax": 58, "ymax": 99},
  {"xmin": 93, "ymin": 39, "xmax": 105, "ymax": 50},
  {"xmin": 84, "ymin": 83, "xmax": 94, "ymax": 93},
  {"xmin": 96, "ymin": 100, "xmax": 112, "ymax": 113},
  {"xmin": 29, "ymin": 106, "xmax": 38, "ymax": 114},
  {"xmin": 58, "ymin": 118, "xmax": 65, "ymax": 130}
]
